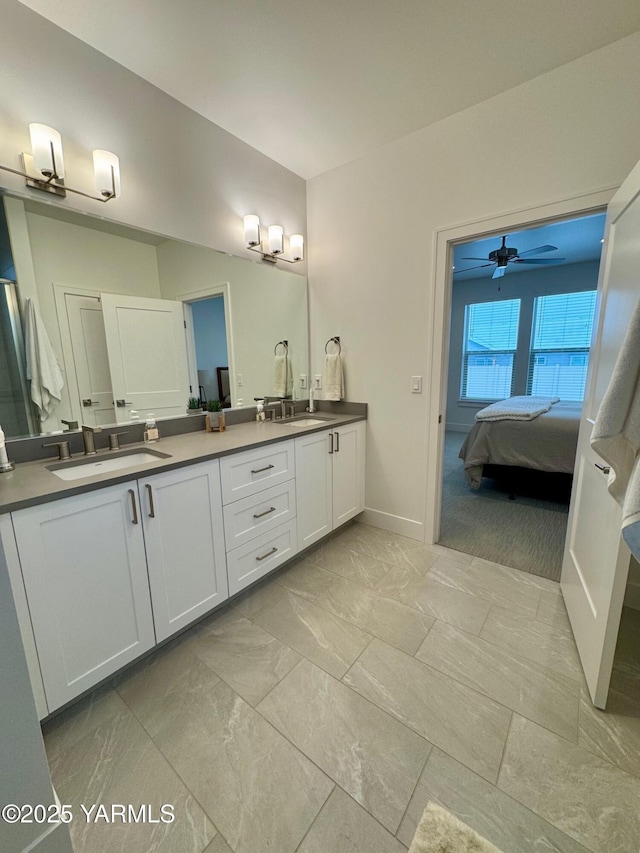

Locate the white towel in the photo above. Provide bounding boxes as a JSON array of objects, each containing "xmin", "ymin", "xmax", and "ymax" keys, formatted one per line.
[
  {"xmin": 476, "ymin": 395, "xmax": 559, "ymax": 422},
  {"xmin": 324, "ymin": 353, "xmax": 344, "ymax": 401},
  {"xmin": 273, "ymin": 354, "xmax": 292, "ymax": 397},
  {"xmin": 591, "ymin": 295, "xmax": 640, "ymax": 559},
  {"xmin": 24, "ymin": 298, "xmax": 64, "ymax": 420}
]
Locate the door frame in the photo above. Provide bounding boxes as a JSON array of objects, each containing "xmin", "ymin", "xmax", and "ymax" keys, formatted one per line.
[
  {"xmin": 177, "ymin": 283, "xmax": 236, "ymax": 408},
  {"xmin": 424, "ymin": 186, "xmax": 617, "ymax": 545}
]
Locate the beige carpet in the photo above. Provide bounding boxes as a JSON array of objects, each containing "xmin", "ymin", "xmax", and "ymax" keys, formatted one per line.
[{"xmin": 409, "ymin": 802, "xmax": 503, "ymax": 853}]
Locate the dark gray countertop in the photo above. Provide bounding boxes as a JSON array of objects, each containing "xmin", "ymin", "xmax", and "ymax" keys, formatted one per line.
[{"xmin": 0, "ymin": 413, "xmax": 365, "ymax": 514}]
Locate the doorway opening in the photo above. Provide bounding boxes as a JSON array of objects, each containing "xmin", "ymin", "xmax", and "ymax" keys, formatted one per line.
[
  {"xmin": 190, "ymin": 295, "xmax": 231, "ymax": 407},
  {"xmin": 435, "ymin": 211, "xmax": 605, "ymax": 580}
]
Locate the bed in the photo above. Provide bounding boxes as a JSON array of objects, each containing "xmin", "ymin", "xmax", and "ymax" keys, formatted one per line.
[{"xmin": 459, "ymin": 400, "xmax": 581, "ymax": 491}]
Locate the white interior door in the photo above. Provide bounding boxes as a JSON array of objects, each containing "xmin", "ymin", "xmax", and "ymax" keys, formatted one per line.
[
  {"xmin": 101, "ymin": 293, "xmax": 191, "ymax": 424},
  {"xmin": 561, "ymin": 160, "xmax": 640, "ymax": 709},
  {"xmin": 65, "ymin": 293, "xmax": 115, "ymax": 426}
]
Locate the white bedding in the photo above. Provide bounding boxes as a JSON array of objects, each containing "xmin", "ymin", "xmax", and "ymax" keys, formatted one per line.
[{"xmin": 476, "ymin": 395, "xmax": 560, "ymax": 422}]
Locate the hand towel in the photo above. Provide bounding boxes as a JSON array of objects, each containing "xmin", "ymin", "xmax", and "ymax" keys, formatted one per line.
[
  {"xmin": 324, "ymin": 353, "xmax": 344, "ymax": 401},
  {"xmin": 24, "ymin": 297, "xmax": 64, "ymax": 420},
  {"xmin": 476, "ymin": 395, "xmax": 559, "ymax": 422},
  {"xmin": 273, "ymin": 354, "xmax": 292, "ymax": 397},
  {"xmin": 591, "ymin": 294, "xmax": 640, "ymax": 560}
]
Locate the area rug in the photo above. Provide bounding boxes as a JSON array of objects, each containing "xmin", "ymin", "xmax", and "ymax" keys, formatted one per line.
[{"xmin": 408, "ymin": 801, "xmax": 503, "ymax": 853}]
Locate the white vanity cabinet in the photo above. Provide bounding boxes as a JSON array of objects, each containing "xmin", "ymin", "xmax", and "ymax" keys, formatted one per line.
[
  {"xmin": 220, "ymin": 440, "xmax": 298, "ymax": 595},
  {"xmin": 138, "ymin": 460, "xmax": 227, "ymax": 642},
  {"xmin": 11, "ymin": 484, "xmax": 156, "ymax": 712},
  {"xmin": 296, "ymin": 421, "xmax": 366, "ymax": 549}
]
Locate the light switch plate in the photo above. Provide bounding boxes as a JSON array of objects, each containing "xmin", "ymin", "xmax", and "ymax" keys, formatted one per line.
[
  {"xmin": 299, "ymin": 374, "xmax": 307, "ymax": 389},
  {"xmin": 237, "ymin": 373, "xmax": 244, "ymax": 386},
  {"xmin": 411, "ymin": 375, "xmax": 422, "ymax": 393},
  {"xmin": 314, "ymin": 375, "xmax": 322, "ymax": 390}
]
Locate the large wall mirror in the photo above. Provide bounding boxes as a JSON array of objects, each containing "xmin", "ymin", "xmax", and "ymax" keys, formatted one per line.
[{"xmin": 0, "ymin": 192, "xmax": 308, "ymax": 439}]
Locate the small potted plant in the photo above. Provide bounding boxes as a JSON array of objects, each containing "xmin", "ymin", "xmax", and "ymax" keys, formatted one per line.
[
  {"xmin": 187, "ymin": 396, "xmax": 203, "ymax": 415},
  {"xmin": 206, "ymin": 399, "xmax": 223, "ymax": 431}
]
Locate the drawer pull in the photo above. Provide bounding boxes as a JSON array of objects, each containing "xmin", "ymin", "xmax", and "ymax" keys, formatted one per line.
[
  {"xmin": 335, "ymin": 431, "xmax": 340, "ymax": 452},
  {"xmin": 251, "ymin": 464, "xmax": 275, "ymax": 474},
  {"xmin": 146, "ymin": 483, "xmax": 156, "ymax": 518},
  {"xmin": 253, "ymin": 506, "xmax": 276, "ymax": 519},
  {"xmin": 128, "ymin": 489, "xmax": 138, "ymax": 525},
  {"xmin": 256, "ymin": 546, "xmax": 278, "ymax": 562}
]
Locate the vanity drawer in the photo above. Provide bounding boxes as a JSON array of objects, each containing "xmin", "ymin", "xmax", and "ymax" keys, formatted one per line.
[
  {"xmin": 226, "ymin": 519, "xmax": 297, "ymax": 596},
  {"xmin": 223, "ymin": 480, "xmax": 296, "ymax": 550},
  {"xmin": 220, "ymin": 440, "xmax": 295, "ymax": 504}
]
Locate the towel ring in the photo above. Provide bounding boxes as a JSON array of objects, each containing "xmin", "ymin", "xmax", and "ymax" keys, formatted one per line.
[
  {"xmin": 274, "ymin": 340, "xmax": 289, "ymax": 355},
  {"xmin": 325, "ymin": 336, "xmax": 341, "ymax": 354}
]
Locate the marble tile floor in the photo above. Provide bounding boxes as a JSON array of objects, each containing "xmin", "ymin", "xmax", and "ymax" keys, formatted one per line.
[{"xmin": 41, "ymin": 522, "xmax": 640, "ymax": 853}]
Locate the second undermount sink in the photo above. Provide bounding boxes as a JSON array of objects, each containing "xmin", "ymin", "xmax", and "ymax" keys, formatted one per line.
[{"xmin": 47, "ymin": 448, "xmax": 172, "ymax": 481}]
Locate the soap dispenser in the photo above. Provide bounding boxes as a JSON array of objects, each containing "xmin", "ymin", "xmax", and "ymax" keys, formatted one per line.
[
  {"xmin": 256, "ymin": 400, "xmax": 265, "ymax": 422},
  {"xmin": 144, "ymin": 414, "xmax": 159, "ymax": 443}
]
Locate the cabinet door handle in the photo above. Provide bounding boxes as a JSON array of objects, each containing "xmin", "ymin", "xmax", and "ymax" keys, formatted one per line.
[
  {"xmin": 251, "ymin": 464, "xmax": 275, "ymax": 474},
  {"xmin": 329, "ymin": 433, "xmax": 334, "ymax": 454},
  {"xmin": 146, "ymin": 483, "xmax": 156, "ymax": 518},
  {"xmin": 253, "ymin": 506, "xmax": 276, "ymax": 519},
  {"xmin": 128, "ymin": 489, "xmax": 138, "ymax": 525},
  {"xmin": 335, "ymin": 431, "xmax": 340, "ymax": 452},
  {"xmin": 256, "ymin": 546, "xmax": 278, "ymax": 562}
]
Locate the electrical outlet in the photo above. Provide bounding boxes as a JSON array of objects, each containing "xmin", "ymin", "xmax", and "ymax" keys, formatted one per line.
[
  {"xmin": 299, "ymin": 374, "xmax": 307, "ymax": 389},
  {"xmin": 236, "ymin": 398, "xmax": 243, "ymax": 407},
  {"xmin": 314, "ymin": 375, "xmax": 322, "ymax": 390}
]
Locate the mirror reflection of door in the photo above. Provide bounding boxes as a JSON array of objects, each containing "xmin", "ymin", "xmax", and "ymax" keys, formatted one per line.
[
  {"xmin": 65, "ymin": 294, "xmax": 115, "ymax": 426},
  {"xmin": 190, "ymin": 295, "xmax": 230, "ymax": 406}
]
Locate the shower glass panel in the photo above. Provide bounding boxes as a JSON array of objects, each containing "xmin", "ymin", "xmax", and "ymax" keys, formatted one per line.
[{"xmin": 0, "ymin": 280, "xmax": 35, "ymax": 437}]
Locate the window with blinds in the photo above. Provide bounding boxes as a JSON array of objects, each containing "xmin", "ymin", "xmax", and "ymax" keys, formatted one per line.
[
  {"xmin": 527, "ymin": 291, "xmax": 597, "ymax": 402},
  {"xmin": 461, "ymin": 299, "xmax": 521, "ymax": 400}
]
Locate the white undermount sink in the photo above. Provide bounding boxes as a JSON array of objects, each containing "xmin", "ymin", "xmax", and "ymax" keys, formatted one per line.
[
  {"xmin": 281, "ymin": 417, "xmax": 330, "ymax": 426},
  {"xmin": 47, "ymin": 449, "xmax": 171, "ymax": 481}
]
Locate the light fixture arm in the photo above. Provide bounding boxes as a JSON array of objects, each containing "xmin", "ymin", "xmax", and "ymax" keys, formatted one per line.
[
  {"xmin": 0, "ymin": 158, "xmax": 117, "ymax": 203},
  {"xmin": 245, "ymin": 243, "xmax": 302, "ymax": 265}
]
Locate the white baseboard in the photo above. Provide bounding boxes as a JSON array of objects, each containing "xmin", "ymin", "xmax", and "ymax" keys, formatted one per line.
[
  {"xmin": 624, "ymin": 581, "xmax": 640, "ymax": 611},
  {"xmin": 361, "ymin": 507, "xmax": 424, "ymax": 541},
  {"xmin": 445, "ymin": 422, "xmax": 472, "ymax": 433}
]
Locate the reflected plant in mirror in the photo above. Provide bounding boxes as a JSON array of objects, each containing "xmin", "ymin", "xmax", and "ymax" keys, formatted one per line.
[{"xmin": 0, "ymin": 191, "xmax": 308, "ymax": 439}]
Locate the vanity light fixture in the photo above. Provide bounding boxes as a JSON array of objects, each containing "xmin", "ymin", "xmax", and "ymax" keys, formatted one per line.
[
  {"xmin": 243, "ymin": 214, "xmax": 304, "ymax": 264},
  {"xmin": 0, "ymin": 123, "xmax": 121, "ymax": 202}
]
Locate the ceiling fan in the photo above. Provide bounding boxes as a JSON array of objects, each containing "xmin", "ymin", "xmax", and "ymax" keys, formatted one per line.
[{"xmin": 455, "ymin": 235, "xmax": 566, "ymax": 279}]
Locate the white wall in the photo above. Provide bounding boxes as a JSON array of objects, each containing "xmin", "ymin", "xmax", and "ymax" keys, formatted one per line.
[
  {"xmin": 446, "ymin": 261, "xmax": 600, "ymax": 431},
  {"xmin": 307, "ymin": 32, "xmax": 640, "ymax": 539},
  {"xmin": 0, "ymin": 0, "xmax": 306, "ymax": 266}
]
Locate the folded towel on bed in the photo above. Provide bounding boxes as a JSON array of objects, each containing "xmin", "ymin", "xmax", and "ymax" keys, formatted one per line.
[
  {"xmin": 591, "ymin": 295, "xmax": 640, "ymax": 560},
  {"xmin": 476, "ymin": 396, "xmax": 560, "ymax": 422}
]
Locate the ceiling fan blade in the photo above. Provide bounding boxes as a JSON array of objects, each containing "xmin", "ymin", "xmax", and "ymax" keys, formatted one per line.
[
  {"xmin": 460, "ymin": 256, "xmax": 494, "ymax": 261},
  {"xmin": 512, "ymin": 258, "xmax": 566, "ymax": 265},
  {"xmin": 454, "ymin": 263, "xmax": 494, "ymax": 274},
  {"xmin": 492, "ymin": 266, "xmax": 506, "ymax": 280},
  {"xmin": 516, "ymin": 244, "xmax": 558, "ymax": 258}
]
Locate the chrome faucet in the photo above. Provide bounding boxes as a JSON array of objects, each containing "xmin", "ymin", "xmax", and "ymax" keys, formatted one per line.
[
  {"xmin": 264, "ymin": 396, "xmax": 287, "ymax": 419},
  {"xmin": 82, "ymin": 424, "xmax": 102, "ymax": 455}
]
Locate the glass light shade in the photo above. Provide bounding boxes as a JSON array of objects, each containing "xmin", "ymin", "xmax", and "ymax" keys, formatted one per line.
[
  {"xmin": 29, "ymin": 123, "xmax": 65, "ymax": 179},
  {"xmin": 268, "ymin": 225, "xmax": 284, "ymax": 255},
  {"xmin": 93, "ymin": 150, "xmax": 121, "ymax": 198},
  {"xmin": 289, "ymin": 234, "xmax": 304, "ymax": 261},
  {"xmin": 243, "ymin": 214, "xmax": 261, "ymax": 247}
]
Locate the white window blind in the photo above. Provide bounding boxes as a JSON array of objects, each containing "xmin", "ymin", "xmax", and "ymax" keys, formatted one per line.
[
  {"xmin": 461, "ymin": 299, "xmax": 520, "ymax": 400},
  {"xmin": 527, "ymin": 290, "xmax": 597, "ymax": 402}
]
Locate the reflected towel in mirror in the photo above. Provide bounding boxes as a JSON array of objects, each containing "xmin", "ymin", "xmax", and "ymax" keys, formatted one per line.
[
  {"xmin": 24, "ymin": 298, "xmax": 64, "ymax": 420},
  {"xmin": 273, "ymin": 354, "xmax": 292, "ymax": 397}
]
